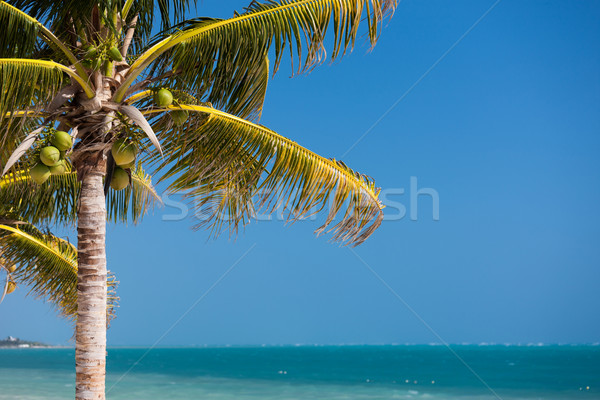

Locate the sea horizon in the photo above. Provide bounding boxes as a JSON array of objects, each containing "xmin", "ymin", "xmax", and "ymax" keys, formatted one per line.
[{"xmin": 4, "ymin": 342, "xmax": 599, "ymax": 348}]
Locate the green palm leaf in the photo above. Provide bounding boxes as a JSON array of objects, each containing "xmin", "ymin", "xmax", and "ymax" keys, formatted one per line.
[
  {"xmin": 0, "ymin": 58, "xmax": 94, "ymax": 138},
  {"xmin": 0, "ymin": 59, "xmax": 65, "ymax": 123},
  {"xmin": 0, "ymin": 222, "xmax": 118, "ymax": 321},
  {"xmin": 8, "ymin": 0, "xmax": 196, "ymax": 58},
  {"xmin": 146, "ymin": 104, "xmax": 384, "ymax": 246},
  {"xmin": 0, "ymin": 1, "xmax": 38, "ymax": 58},
  {"xmin": 115, "ymin": 0, "xmax": 397, "ymax": 117},
  {"xmin": 0, "ymin": 2, "xmax": 90, "ymax": 79}
]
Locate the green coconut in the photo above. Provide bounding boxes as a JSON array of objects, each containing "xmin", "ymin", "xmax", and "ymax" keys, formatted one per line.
[
  {"xmin": 85, "ymin": 45, "xmax": 97, "ymax": 58},
  {"xmin": 30, "ymin": 163, "xmax": 51, "ymax": 184},
  {"xmin": 50, "ymin": 130, "xmax": 72, "ymax": 151},
  {"xmin": 6, "ymin": 281, "xmax": 16, "ymax": 294},
  {"xmin": 171, "ymin": 110, "xmax": 189, "ymax": 126},
  {"xmin": 111, "ymin": 139, "xmax": 137, "ymax": 166},
  {"xmin": 103, "ymin": 60, "xmax": 113, "ymax": 76},
  {"xmin": 108, "ymin": 46, "xmax": 123, "ymax": 61},
  {"xmin": 39, "ymin": 146, "xmax": 61, "ymax": 167},
  {"xmin": 110, "ymin": 167, "xmax": 129, "ymax": 191},
  {"xmin": 154, "ymin": 88, "xmax": 173, "ymax": 107},
  {"xmin": 49, "ymin": 161, "xmax": 67, "ymax": 175}
]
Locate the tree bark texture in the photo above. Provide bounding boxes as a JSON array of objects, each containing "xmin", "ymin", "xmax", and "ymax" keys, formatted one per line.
[{"xmin": 75, "ymin": 166, "xmax": 107, "ymax": 400}]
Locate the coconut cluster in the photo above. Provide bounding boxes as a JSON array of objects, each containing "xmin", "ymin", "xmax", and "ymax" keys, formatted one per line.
[
  {"xmin": 29, "ymin": 130, "xmax": 73, "ymax": 185},
  {"xmin": 110, "ymin": 139, "xmax": 137, "ymax": 191},
  {"xmin": 81, "ymin": 40, "xmax": 123, "ymax": 72},
  {"xmin": 154, "ymin": 88, "xmax": 189, "ymax": 126}
]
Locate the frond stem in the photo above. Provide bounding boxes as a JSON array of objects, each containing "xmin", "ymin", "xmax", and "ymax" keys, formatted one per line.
[
  {"xmin": 121, "ymin": 14, "xmax": 138, "ymax": 58},
  {"xmin": 124, "ymin": 89, "xmax": 152, "ymax": 103}
]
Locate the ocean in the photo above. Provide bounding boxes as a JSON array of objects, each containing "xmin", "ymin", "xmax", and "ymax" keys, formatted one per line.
[{"xmin": 0, "ymin": 345, "xmax": 598, "ymax": 399}]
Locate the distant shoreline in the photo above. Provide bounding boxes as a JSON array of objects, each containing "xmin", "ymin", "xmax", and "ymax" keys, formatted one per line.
[
  {"xmin": 0, "ymin": 336, "xmax": 66, "ymax": 349},
  {"xmin": 0, "ymin": 345, "xmax": 72, "ymax": 349}
]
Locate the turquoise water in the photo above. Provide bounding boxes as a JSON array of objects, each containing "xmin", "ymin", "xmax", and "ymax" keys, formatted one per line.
[{"xmin": 0, "ymin": 345, "xmax": 599, "ymax": 399}]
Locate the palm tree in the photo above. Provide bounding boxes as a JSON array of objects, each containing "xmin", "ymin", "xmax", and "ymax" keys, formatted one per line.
[{"xmin": 0, "ymin": 1, "xmax": 394, "ymax": 398}]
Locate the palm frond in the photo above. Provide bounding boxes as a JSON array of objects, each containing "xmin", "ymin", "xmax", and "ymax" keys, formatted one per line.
[
  {"xmin": 0, "ymin": 165, "xmax": 161, "ymax": 226},
  {"xmin": 0, "ymin": 167, "xmax": 79, "ymax": 226},
  {"xmin": 0, "ymin": 2, "xmax": 90, "ymax": 80},
  {"xmin": 0, "ymin": 59, "xmax": 94, "ymax": 138},
  {"xmin": 7, "ymin": 0, "xmax": 108, "ymax": 41},
  {"xmin": 0, "ymin": 222, "xmax": 118, "ymax": 321},
  {"xmin": 204, "ymin": 52, "xmax": 270, "ymax": 121},
  {"xmin": 114, "ymin": 0, "xmax": 397, "ymax": 115},
  {"xmin": 8, "ymin": 0, "xmax": 197, "ymax": 60},
  {"xmin": 145, "ymin": 104, "xmax": 384, "ymax": 246},
  {"xmin": 0, "ymin": 1, "xmax": 38, "ymax": 58},
  {"xmin": 0, "ymin": 59, "xmax": 65, "ymax": 124}
]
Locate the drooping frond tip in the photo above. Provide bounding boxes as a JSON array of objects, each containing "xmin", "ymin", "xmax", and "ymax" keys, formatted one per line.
[
  {"xmin": 319, "ymin": 158, "xmax": 384, "ymax": 246},
  {"xmin": 145, "ymin": 105, "xmax": 385, "ymax": 246}
]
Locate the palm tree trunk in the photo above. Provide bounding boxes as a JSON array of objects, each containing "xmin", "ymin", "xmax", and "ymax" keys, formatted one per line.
[{"xmin": 76, "ymin": 164, "xmax": 107, "ymax": 400}]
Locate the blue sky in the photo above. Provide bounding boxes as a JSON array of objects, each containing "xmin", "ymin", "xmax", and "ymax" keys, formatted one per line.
[{"xmin": 2, "ymin": 0, "xmax": 599, "ymax": 346}]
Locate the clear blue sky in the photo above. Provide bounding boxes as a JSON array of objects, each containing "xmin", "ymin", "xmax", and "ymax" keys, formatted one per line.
[{"xmin": 2, "ymin": 0, "xmax": 599, "ymax": 346}]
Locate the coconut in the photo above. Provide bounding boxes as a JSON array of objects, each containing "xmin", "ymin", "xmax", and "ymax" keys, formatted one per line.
[
  {"xmin": 6, "ymin": 264, "xmax": 16, "ymax": 273},
  {"xmin": 110, "ymin": 167, "xmax": 129, "ymax": 191},
  {"xmin": 50, "ymin": 130, "xmax": 72, "ymax": 151},
  {"xmin": 154, "ymin": 88, "xmax": 173, "ymax": 107},
  {"xmin": 111, "ymin": 139, "xmax": 137, "ymax": 166},
  {"xmin": 30, "ymin": 163, "xmax": 51, "ymax": 184},
  {"xmin": 171, "ymin": 110, "xmax": 189, "ymax": 126},
  {"xmin": 85, "ymin": 45, "xmax": 97, "ymax": 58},
  {"xmin": 40, "ymin": 146, "xmax": 61, "ymax": 166},
  {"xmin": 49, "ymin": 161, "xmax": 67, "ymax": 175},
  {"xmin": 108, "ymin": 46, "xmax": 123, "ymax": 61},
  {"xmin": 6, "ymin": 281, "xmax": 16, "ymax": 294}
]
